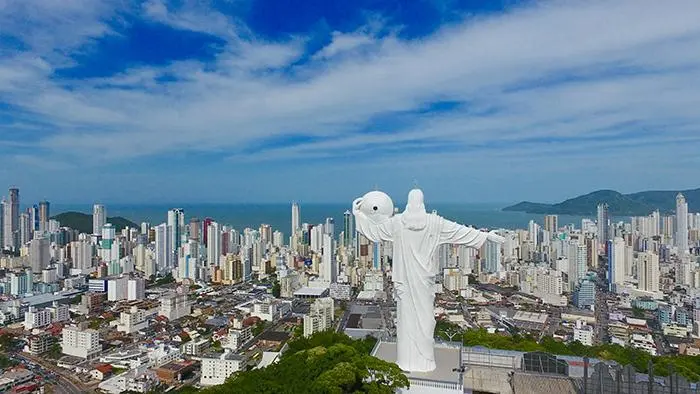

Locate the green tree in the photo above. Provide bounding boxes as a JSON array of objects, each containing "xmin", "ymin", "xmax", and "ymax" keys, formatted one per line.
[
  {"xmin": 272, "ymin": 281, "xmax": 281, "ymax": 298},
  {"xmin": 252, "ymin": 321, "xmax": 268, "ymax": 336},
  {"xmin": 188, "ymin": 332, "xmax": 407, "ymax": 394},
  {"xmin": 0, "ymin": 354, "xmax": 17, "ymax": 369},
  {"xmin": 46, "ymin": 343, "xmax": 63, "ymax": 359},
  {"xmin": 632, "ymin": 306, "xmax": 645, "ymax": 318}
]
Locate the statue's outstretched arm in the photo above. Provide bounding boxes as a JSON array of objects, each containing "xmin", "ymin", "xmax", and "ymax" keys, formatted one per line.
[
  {"xmin": 352, "ymin": 197, "xmax": 393, "ymax": 242},
  {"xmin": 438, "ymin": 217, "xmax": 502, "ymax": 248}
]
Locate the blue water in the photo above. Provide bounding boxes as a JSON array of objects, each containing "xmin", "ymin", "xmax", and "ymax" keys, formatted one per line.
[{"xmin": 49, "ymin": 203, "xmax": 592, "ymax": 233}]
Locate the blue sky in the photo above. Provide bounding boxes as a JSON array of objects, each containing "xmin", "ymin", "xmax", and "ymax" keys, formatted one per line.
[{"xmin": 1, "ymin": 0, "xmax": 700, "ymax": 205}]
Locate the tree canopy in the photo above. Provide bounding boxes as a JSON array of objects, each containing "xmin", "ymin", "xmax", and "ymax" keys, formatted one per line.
[{"xmin": 185, "ymin": 331, "xmax": 408, "ymax": 394}]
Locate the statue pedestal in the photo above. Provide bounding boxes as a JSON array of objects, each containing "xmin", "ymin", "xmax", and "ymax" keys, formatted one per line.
[{"xmin": 371, "ymin": 341, "xmax": 463, "ymax": 393}]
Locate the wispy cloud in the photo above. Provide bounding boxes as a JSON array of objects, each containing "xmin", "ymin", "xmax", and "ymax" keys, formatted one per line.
[{"xmin": 0, "ymin": 0, "xmax": 699, "ymax": 202}]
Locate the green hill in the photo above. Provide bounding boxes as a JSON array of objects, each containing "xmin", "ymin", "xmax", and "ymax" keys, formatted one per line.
[
  {"xmin": 52, "ymin": 212, "xmax": 138, "ymax": 234},
  {"xmin": 503, "ymin": 187, "xmax": 700, "ymax": 216}
]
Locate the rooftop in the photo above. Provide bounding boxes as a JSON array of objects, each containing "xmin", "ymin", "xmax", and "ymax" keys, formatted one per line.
[
  {"xmin": 258, "ymin": 331, "xmax": 291, "ymax": 342},
  {"xmin": 372, "ymin": 341, "xmax": 461, "ymax": 384},
  {"xmin": 293, "ymin": 287, "xmax": 329, "ymax": 297}
]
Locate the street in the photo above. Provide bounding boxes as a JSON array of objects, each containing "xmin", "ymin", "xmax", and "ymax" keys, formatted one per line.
[{"xmin": 17, "ymin": 353, "xmax": 87, "ymax": 394}]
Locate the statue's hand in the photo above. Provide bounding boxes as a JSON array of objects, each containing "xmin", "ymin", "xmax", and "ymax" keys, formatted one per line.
[
  {"xmin": 487, "ymin": 230, "xmax": 505, "ymax": 244},
  {"xmin": 352, "ymin": 197, "xmax": 363, "ymax": 214}
]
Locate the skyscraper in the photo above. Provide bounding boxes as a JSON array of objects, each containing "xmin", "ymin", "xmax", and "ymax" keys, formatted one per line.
[
  {"xmin": 608, "ymin": 237, "xmax": 627, "ymax": 292},
  {"xmin": 676, "ymin": 193, "xmax": 689, "ymax": 256},
  {"xmin": 189, "ymin": 218, "xmax": 201, "ymax": 241},
  {"xmin": 324, "ymin": 218, "xmax": 334, "ymax": 236},
  {"xmin": 0, "ymin": 199, "xmax": 3, "ymax": 248},
  {"xmin": 167, "ymin": 209, "xmax": 185, "ymax": 262},
  {"xmin": 321, "ymin": 233, "xmax": 337, "ymax": 283},
  {"xmin": 597, "ymin": 203, "xmax": 609, "ymax": 254},
  {"xmin": 155, "ymin": 223, "xmax": 171, "ymax": 272},
  {"xmin": 93, "ymin": 204, "xmax": 106, "ymax": 235},
  {"xmin": 3, "ymin": 188, "xmax": 19, "ymax": 250},
  {"xmin": 544, "ymin": 215, "xmax": 558, "ymax": 237},
  {"xmin": 291, "ymin": 202, "xmax": 300, "ymax": 238},
  {"xmin": 19, "ymin": 212, "xmax": 31, "ymax": 246},
  {"xmin": 38, "ymin": 200, "xmax": 50, "ymax": 233},
  {"xmin": 343, "ymin": 210, "xmax": 353, "ymax": 248},
  {"xmin": 207, "ymin": 222, "xmax": 221, "ymax": 267},
  {"xmin": 638, "ymin": 251, "xmax": 660, "ymax": 293},
  {"xmin": 30, "ymin": 205, "xmax": 39, "ymax": 232},
  {"xmin": 202, "ymin": 217, "xmax": 213, "ymax": 244}
]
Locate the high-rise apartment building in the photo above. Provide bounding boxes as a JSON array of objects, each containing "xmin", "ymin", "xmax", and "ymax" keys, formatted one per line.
[
  {"xmin": 3, "ymin": 188, "xmax": 19, "ymax": 250},
  {"xmin": 207, "ymin": 222, "xmax": 221, "ymax": 267},
  {"xmin": 638, "ymin": 251, "xmax": 660, "ymax": 293},
  {"xmin": 189, "ymin": 218, "xmax": 201, "ymax": 241},
  {"xmin": 155, "ymin": 223, "xmax": 171, "ymax": 271},
  {"xmin": 29, "ymin": 237, "xmax": 50, "ymax": 272},
  {"xmin": 597, "ymin": 203, "xmax": 610, "ymax": 254},
  {"xmin": 322, "ymin": 233, "xmax": 337, "ymax": 283},
  {"xmin": 71, "ymin": 239, "xmax": 94, "ymax": 270},
  {"xmin": 202, "ymin": 217, "xmax": 213, "ymax": 244},
  {"xmin": 19, "ymin": 212, "xmax": 31, "ymax": 246},
  {"xmin": 676, "ymin": 193, "xmax": 689, "ymax": 256},
  {"xmin": 291, "ymin": 202, "xmax": 300, "ymax": 238},
  {"xmin": 93, "ymin": 204, "xmax": 106, "ymax": 235},
  {"xmin": 608, "ymin": 237, "xmax": 627, "ymax": 292},
  {"xmin": 38, "ymin": 200, "xmax": 50, "ymax": 233},
  {"xmin": 167, "ymin": 209, "xmax": 185, "ymax": 262},
  {"xmin": 324, "ymin": 218, "xmax": 335, "ymax": 236},
  {"xmin": 343, "ymin": 210, "xmax": 353, "ymax": 248},
  {"xmin": 544, "ymin": 215, "xmax": 558, "ymax": 236}
]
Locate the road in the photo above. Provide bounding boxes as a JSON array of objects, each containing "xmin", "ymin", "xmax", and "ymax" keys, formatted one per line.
[
  {"xmin": 594, "ymin": 254, "xmax": 610, "ymax": 345},
  {"xmin": 17, "ymin": 353, "xmax": 86, "ymax": 394}
]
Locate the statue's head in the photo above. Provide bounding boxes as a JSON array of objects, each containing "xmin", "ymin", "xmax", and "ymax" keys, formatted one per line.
[
  {"xmin": 406, "ymin": 189, "xmax": 425, "ymax": 211},
  {"xmin": 402, "ymin": 188, "xmax": 427, "ymax": 230},
  {"xmin": 359, "ymin": 190, "xmax": 394, "ymax": 221}
]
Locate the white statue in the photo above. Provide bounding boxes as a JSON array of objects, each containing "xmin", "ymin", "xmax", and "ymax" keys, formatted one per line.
[{"xmin": 353, "ymin": 188, "xmax": 505, "ymax": 372}]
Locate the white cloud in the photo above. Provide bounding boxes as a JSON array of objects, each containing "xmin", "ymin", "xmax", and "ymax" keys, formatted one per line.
[{"xmin": 1, "ymin": 0, "xmax": 700, "ymax": 198}]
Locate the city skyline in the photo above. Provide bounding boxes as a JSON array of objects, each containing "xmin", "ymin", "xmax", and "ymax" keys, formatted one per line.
[{"xmin": 2, "ymin": 0, "xmax": 700, "ymax": 203}]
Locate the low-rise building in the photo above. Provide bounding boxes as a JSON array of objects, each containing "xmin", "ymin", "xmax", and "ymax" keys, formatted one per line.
[
  {"xmin": 223, "ymin": 326, "xmax": 252, "ymax": 351},
  {"xmin": 200, "ymin": 351, "xmax": 246, "ymax": 386},
  {"xmin": 116, "ymin": 306, "xmax": 149, "ymax": 334},
  {"xmin": 62, "ymin": 325, "xmax": 101, "ymax": 359},
  {"xmin": 26, "ymin": 332, "xmax": 54, "ymax": 355},
  {"xmin": 630, "ymin": 333, "xmax": 657, "ymax": 356},
  {"xmin": 181, "ymin": 339, "xmax": 209, "ymax": 356},
  {"xmin": 572, "ymin": 321, "xmax": 594, "ymax": 346},
  {"xmin": 303, "ymin": 297, "xmax": 335, "ymax": 337},
  {"xmin": 159, "ymin": 293, "xmax": 192, "ymax": 321}
]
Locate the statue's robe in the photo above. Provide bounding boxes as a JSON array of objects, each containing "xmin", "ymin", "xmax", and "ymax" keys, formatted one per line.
[{"xmin": 354, "ymin": 210, "xmax": 488, "ymax": 372}]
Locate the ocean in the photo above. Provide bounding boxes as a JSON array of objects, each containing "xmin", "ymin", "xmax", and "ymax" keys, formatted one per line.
[{"xmin": 49, "ymin": 203, "xmax": 591, "ymax": 233}]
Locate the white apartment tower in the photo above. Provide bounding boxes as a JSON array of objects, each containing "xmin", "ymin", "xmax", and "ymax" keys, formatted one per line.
[
  {"xmin": 291, "ymin": 202, "xmax": 300, "ymax": 238},
  {"xmin": 3, "ymin": 188, "xmax": 19, "ymax": 250},
  {"xmin": 93, "ymin": 204, "xmax": 106, "ymax": 235},
  {"xmin": 638, "ymin": 252, "xmax": 660, "ymax": 293},
  {"xmin": 155, "ymin": 223, "xmax": 171, "ymax": 271},
  {"xmin": 677, "ymin": 193, "xmax": 689, "ymax": 257},
  {"xmin": 207, "ymin": 222, "xmax": 221, "ymax": 267},
  {"xmin": 167, "ymin": 208, "xmax": 185, "ymax": 263},
  {"xmin": 597, "ymin": 203, "xmax": 610, "ymax": 252},
  {"xmin": 610, "ymin": 237, "xmax": 627, "ymax": 292},
  {"xmin": 322, "ymin": 233, "xmax": 337, "ymax": 284},
  {"xmin": 71, "ymin": 239, "xmax": 94, "ymax": 270}
]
